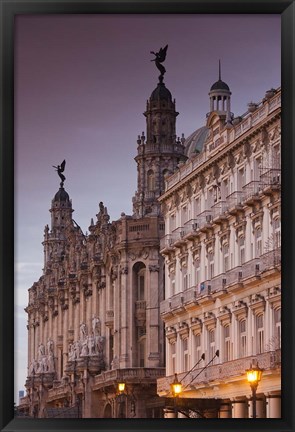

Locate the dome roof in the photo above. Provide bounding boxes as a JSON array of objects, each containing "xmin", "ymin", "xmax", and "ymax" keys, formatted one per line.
[
  {"xmin": 184, "ymin": 126, "xmax": 209, "ymax": 158},
  {"xmin": 150, "ymin": 82, "xmax": 172, "ymax": 101},
  {"xmin": 53, "ymin": 187, "xmax": 70, "ymax": 203},
  {"xmin": 210, "ymin": 79, "xmax": 230, "ymax": 91}
]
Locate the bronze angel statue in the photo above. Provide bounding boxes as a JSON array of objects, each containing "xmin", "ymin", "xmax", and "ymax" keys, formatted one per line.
[
  {"xmin": 53, "ymin": 159, "xmax": 66, "ymax": 186},
  {"xmin": 150, "ymin": 45, "xmax": 168, "ymax": 82}
]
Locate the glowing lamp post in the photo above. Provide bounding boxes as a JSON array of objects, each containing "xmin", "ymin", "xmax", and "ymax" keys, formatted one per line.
[{"xmin": 246, "ymin": 364, "xmax": 263, "ymax": 418}]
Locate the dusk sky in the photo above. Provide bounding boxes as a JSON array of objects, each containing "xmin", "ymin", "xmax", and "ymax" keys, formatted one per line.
[{"xmin": 14, "ymin": 14, "xmax": 281, "ymax": 402}]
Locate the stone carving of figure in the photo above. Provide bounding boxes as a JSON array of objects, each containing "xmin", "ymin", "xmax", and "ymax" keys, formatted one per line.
[
  {"xmin": 29, "ymin": 359, "xmax": 38, "ymax": 376},
  {"xmin": 38, "ymin": 343, "xmax": 45, "ymax": 359},
  {"xmin": 92, "ymin": 315, "xmax": 101, "ymax": 336},
  {"xmin": 47, "ymin": 353, "xmax": 55, "ymax": 372},
  {"xmin": 74, "ymin": 341, "xmax": 81, "ymax": 360},
  {"xmin": 80, "ymin": 322, "xmax": 87, "ymax": 341},
  {"xmin": 68, "ymin": 343, "xmax": 75, "ymax": 361},
  {"xmin": 87, "ymin": 333, "xmax": 96, "ymax": 355},
  {"xmin": 47, "ymin": 338, "xmax": 54, "ymax": 355},
  {"xmin": 111, "ymin": 355, "xmax": 119, "ymax": 370},
  {"xmin": 81, "ymin": 339, "xmax": 89, "ymax": 357},
  {"xmin": 96, "ymin": 336, "xmax": 104, "ymax": 359},
  {"xmin": 41, "ymin": 356, "xmax": 48, "ymax": 373}
]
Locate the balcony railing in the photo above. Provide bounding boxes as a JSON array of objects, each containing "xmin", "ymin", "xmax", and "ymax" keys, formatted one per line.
[
  {"xmin": 157, "ymin": 350, "xmax": 281, "ymax": 394},
  {"xmin": 94, "ymin": 367, "xmax": 166, "ymax": 389},
  {"xmin": 226, "ymin": 191, "xmax": 243, "ymax": 210},
  {"xmin": 242, "ymin": 181, "xmax": 262, "ymax": 203},
  {"xmin": 260, "ymin": 168, "xmax": 281, "ymax": 187},
  {"xmin": 211, "ymin": 201, "xmax": 229, "ymax": 220},
  {"xmin": 160, "ymin": 255, "xmax": 280, "ymax": 316},
  {"xmin": 197, "ymin": 211, "xmax": 213, "ymax": 229},
  {"xmin": 260, "ymin": 248, "xmax": 281, "ymax": 271}
]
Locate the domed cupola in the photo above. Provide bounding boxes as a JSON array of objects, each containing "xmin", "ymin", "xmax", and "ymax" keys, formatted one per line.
[
  {"xmin": 150, "ymin": 82, "xmax": 172, "ymax": 102},
  {"xmin": 208, "ymin": 60, "xmax": 231, "ymax": 119},
  {"xmin": 53, "ymin": 186, "xmax": 70, "ymax": 204}
]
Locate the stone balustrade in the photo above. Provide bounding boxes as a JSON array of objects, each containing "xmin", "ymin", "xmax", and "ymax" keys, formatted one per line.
[{"xmin": 157, "ymin": 350, "xmax": 281, "ymax": 395}]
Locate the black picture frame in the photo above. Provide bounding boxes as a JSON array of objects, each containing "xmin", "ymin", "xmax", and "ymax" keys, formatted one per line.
[{"xmin": 0, "ymin": 1, "xmax": 294, "ymax": 431}]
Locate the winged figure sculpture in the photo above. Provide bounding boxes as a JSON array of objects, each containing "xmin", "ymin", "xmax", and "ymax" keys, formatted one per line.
[
  {"xmin": 53, "ymin": 159, "xmax": 66, "ymax": 186},
  {"xmin": 150, "ymin": 45, "xmax": 168, "ymax": 81}
]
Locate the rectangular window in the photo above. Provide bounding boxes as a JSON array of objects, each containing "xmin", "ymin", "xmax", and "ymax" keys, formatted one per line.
[
  {"xmin": 183, "ymin": 338, "xmax": 189, "ymax": 372},
  {"xmin": 274, "ymin": 308, "xmax": 281, "ymax": 349},
  {"xmin": 171, "ymin": 278, "xmax": 175, "ymax": 296},
  {"xmin": 171, "ymin": 343, "xmax": 176, "ymax": 374},
  {"xmin": 208, "ymin": 329, "xmax": 216, "ymax": 363},
  {"xmin": 183, "ymin": 272, "xmax": 188, "ymax": 291},
  {"xmin": 255, "ymin": 227, "xmax": 262, "ymax": 258},
  {"xmin": 239, "ymin": 237, "xmax": 245, "ymax": 265},
  {"xmin": 195, "ymin": 261, "xmax": 200, "ymax": 286},
  {"xmin": 195, "ymin": 333, "xmax": 202, "ymax": 364},
  {"xmin": 239, "ymin": 319, "xmax": 247, "ymax": 358},
  {"xmin": 209, "ymin": 252, "xmax": 214, "ymax": 279},
  {"xmin": 238, "ymin": 167, "xmax": 245, "ymax": 190},
  {"xmin": 256, "ymin": 314, "xmax": 264, "ymax": 354},
  {"xmin": 224, "ymin": 325, "xmax": 231, "ymax": 362},
  {"xmin": 273, "ymin": 218, "xmax": 281, "ymax": 248},
  {"xmin": 223, "ymin": 244, "xmax": 229, "ymax": 272}
]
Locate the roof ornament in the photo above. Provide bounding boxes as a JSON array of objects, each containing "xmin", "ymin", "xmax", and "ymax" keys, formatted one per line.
[
  {"xmin": 150, "ymin": 45, "xmax": 168, "ymax": 83},
  {"xmin": 52, "ymin": 159, "xmax": 66, "ymax": 188}
]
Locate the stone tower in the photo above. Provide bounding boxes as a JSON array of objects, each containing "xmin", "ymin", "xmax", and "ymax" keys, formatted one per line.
[{"xmin": 132, "ymin": 71, "xmax": 187, "ymax": 218}]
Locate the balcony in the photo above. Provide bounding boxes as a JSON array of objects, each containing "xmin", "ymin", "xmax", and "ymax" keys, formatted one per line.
[
  {"xmin": 197, "ymin": 211, "xmax": 213, "ymax": 232},
  {"xmin": 211, "ymin": 201, "xmax": 228, "ymax": 223},
  {"xmin": 226, "ymin": 266, "xmax": 243, "ymax": 291},
  {"xmin": 183, "ymin": 219, "xmax": 200, "ymax": 240},
  {"xmin": 93, "ymin": 367, "xmax": 166, "ymax": 391},
  {"xmin": 160, "ymin": 234, "xmax": 175, "ymax": 254},
  {"xmin": 240, "ymin": 258, "xmax": 260, "ymax": 281},
  {"xmin": 157, "ymin": 350, "xmax": 281, "ymax": 396},
  {"xmin": 172, "ymin": 227, "xmax": 188, "ymax": 247},
  {"xmin": 260, "ymin": 248, "xmax": 281, "ymax": 272},
  {"xmin": 242, "ymin": 181, "xmax": 262, "ymax": 205},
  {"xmin": 226, "ymin": 191, "xmax": 244, "ymax": 214},
  {"xmin": 210, "ymin": 274, "xmax": 227, "ymax": 298},
  {"xmin": 260, "ymin": 169, "xmax": 281, "ymax": 195}
]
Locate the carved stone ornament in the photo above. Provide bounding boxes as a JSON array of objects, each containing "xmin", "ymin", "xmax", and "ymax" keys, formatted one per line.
[{"xmin": 149, "ymin": 264, "xmax": 160, "ymax": 272}]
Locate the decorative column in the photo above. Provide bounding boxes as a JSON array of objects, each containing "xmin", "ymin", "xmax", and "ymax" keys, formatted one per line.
[
  {"xmin": 266, "ymin": 393, "xmax": 281, "ymax": 418},
  {"xmin": 231, "ymin": 398, "xmax": 248, "ymax": 418},
  {"xmin": 248, "ymin": 395, "xmax": 265, "ymax": 418},
  {"xmin": 164, "ymin": 407, "xmax": 177, "ymax": 418},
  {"xmin": 219, "ymin": 402, "xmax": 232, "ymax": 418},
  {"xmin": 147, "ymin": 263, "xmax": 160, "ymax": 367}
]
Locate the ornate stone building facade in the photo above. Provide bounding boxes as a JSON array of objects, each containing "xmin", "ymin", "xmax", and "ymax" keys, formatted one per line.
[
  {"xmin": 19, "ymin": 62, "xmax": 187, "ymax": 418},
  {"xmin": 157, "ymin": 77, "xmax": 281, "ymax": 418}
]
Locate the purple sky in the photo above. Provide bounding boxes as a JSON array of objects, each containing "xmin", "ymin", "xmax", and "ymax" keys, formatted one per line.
[{"xmin": 14, "ymin": 14, "xmax": 281, "ymax": 402}]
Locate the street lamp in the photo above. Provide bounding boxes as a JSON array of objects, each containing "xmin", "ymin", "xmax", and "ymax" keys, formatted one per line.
[
  {"xmin": 118, "ymin": 382, "xmax": 126, "ymax": 394},
  {"xmin": 246, "ymin": 363, "xmax": 263, "ymax": 418},
  {"xmin": 171, "ymin": 373, "xmax": 182, "ymax": 397}
]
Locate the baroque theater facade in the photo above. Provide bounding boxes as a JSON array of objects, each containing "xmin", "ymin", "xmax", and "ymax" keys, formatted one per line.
[
  {"xmin": 19, "ymin": 58, "xmax": 188, "ymax": 418},
  {"xmin": 18, "ymin": 53, "xmax": 281, "ymax": 419},
  {"xmin": 157, "ymin": 76, "xmax": 281, "ymax": 418}
]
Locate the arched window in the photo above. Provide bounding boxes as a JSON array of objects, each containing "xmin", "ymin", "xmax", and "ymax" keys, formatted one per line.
[
  {"xmin": 133, "ymin": 262, "xmax": 146, "ymax": 301},
  {"xmin": 147, "ymin": 170, "xmax": 155, "ymax": 191}
]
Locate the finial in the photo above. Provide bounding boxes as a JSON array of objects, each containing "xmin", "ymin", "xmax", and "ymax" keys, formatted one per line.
[
  {"xmin": 52, "ymin": 160, "xmax": 66, "ymax": 188},
  {"xmin": 150, "ymin": 45, "xmax": 168, "ymax": 83},
  {"xmin": 219, "ymin": 59, "xmax": 221, "ymax": 81}
]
